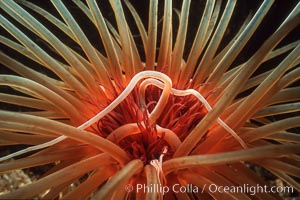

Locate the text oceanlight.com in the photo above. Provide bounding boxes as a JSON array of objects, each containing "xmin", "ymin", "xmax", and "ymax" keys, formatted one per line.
[{"xmin": 125, "ymin": 183, "xmax": 294, "ymax": 196}]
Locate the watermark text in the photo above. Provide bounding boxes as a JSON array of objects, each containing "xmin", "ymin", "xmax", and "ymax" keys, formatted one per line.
[{"xmin": 124, "ymin": 183, "xmax": 294, "ymax": 196}]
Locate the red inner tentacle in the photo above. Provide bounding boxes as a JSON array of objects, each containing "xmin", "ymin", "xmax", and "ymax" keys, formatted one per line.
[{"xmin": 95, "ymin": 83, "xmax": 210, "ymax": 164}]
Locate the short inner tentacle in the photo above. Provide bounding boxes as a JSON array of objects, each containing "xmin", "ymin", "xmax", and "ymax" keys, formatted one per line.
[{"xmin": 139, "ymin": 78, "xmax": 247, "ymax": 149}]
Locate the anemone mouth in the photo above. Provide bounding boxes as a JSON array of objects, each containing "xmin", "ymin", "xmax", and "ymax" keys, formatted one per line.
[{"xmin": 99, "ymin": 82, "xmax": 207, "ymax": 164}]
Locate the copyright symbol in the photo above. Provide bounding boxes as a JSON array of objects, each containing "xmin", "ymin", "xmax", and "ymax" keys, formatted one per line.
[{"xmin": 125, "ymin": 184, "xmax": 134, "ymax": 192}]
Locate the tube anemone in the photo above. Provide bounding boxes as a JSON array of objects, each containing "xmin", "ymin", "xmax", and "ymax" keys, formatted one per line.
[{"xmin": 0, "ymin": 0, "xmax": 299, "ymax": 199}]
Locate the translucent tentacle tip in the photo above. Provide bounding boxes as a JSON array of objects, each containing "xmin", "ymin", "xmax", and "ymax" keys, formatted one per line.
[{"xmin": 150, "ymin": 146, "xmax": 168, "ymax": 186}]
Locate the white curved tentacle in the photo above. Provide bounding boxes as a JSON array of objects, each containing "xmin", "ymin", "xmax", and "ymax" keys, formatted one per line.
[{"xmin": 0, "ymin": 71, "xmax": 172, "ymax": 162}]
